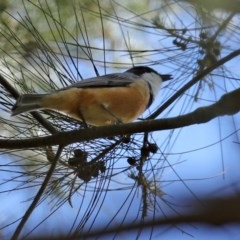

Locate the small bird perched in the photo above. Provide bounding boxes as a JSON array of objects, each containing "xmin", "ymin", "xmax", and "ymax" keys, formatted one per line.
[{"xmin": 12, "ymin": 66, "xmax": 172, "ymax": 126}]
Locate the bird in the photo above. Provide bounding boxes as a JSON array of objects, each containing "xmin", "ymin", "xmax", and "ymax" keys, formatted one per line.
[{"xmin": 11, "ymin": 66, "xmax": 172, "ymax": 126}]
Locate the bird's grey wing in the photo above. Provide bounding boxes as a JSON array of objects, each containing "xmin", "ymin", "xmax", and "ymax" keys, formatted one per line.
[{"xmin": 60, "ymin": 73, "xmax": 137, "ymax": 91}]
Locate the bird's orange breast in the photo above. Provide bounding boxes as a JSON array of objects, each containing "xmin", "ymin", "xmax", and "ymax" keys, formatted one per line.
[{"xmin": 41, "ymin": 79, "xmax": 150, "ymax": 126}]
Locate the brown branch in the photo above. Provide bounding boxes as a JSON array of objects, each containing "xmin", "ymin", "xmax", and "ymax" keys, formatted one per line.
[
  {"xmin": 72, "ymin": 196, "xmax": 240, "ymax": 239},
  {"xmin": 0, "ymin": 88, "xmax": 239, "ymax": 150},
  {"xmin": 27, "ymin": 195, "xmax": 240, "ymax": 239}
]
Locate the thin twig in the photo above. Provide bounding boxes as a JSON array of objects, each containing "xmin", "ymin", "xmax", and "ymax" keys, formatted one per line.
[{"xmin": 11, "ymin": 145, "xmax": 64, "ymax": 240}]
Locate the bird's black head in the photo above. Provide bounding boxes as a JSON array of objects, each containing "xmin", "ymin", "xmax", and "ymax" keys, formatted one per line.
[
  {"xmin": 126, "ymin": 66, "xmax": 159, "ymax": 76},
  {"xmin": 126, "ymin": 66, "xmax": 172, "ymax": 81}
]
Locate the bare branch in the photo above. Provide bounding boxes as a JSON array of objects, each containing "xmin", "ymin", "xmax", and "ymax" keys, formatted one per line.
[
  {"xmin": 1, "ymin": 88, "xmax": 239, "ymax": 150},
  {"xmin": 26, "ymin": 195, "xmax": 240, "ymax": 239}
]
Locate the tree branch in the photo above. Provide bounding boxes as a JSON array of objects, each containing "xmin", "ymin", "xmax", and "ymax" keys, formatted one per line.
[
  {"xmin": 73, "ymin": 195, "xmax": 240, "ymax": 239},
  {"xmin": 26, "ymin": 195, "xmax": 240, "ymax": 239},
  {"xmin": 0, "ymin": 88, "xmax": 239, "ymax": 149}
]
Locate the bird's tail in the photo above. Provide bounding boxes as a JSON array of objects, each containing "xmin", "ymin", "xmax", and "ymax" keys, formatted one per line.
[{"xmin": 11, "ymin": 93, "xmax": 49, "ymax": 116}]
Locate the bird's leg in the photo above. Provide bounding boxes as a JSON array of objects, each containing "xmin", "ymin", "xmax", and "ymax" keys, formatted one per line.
[
  {"xmin": 78, "ymin": 109, "xmax": 88, "ymax": 128},
  {"xmin": 100, "ymin": 103, "xmax": 122, "ymax": 124}
]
